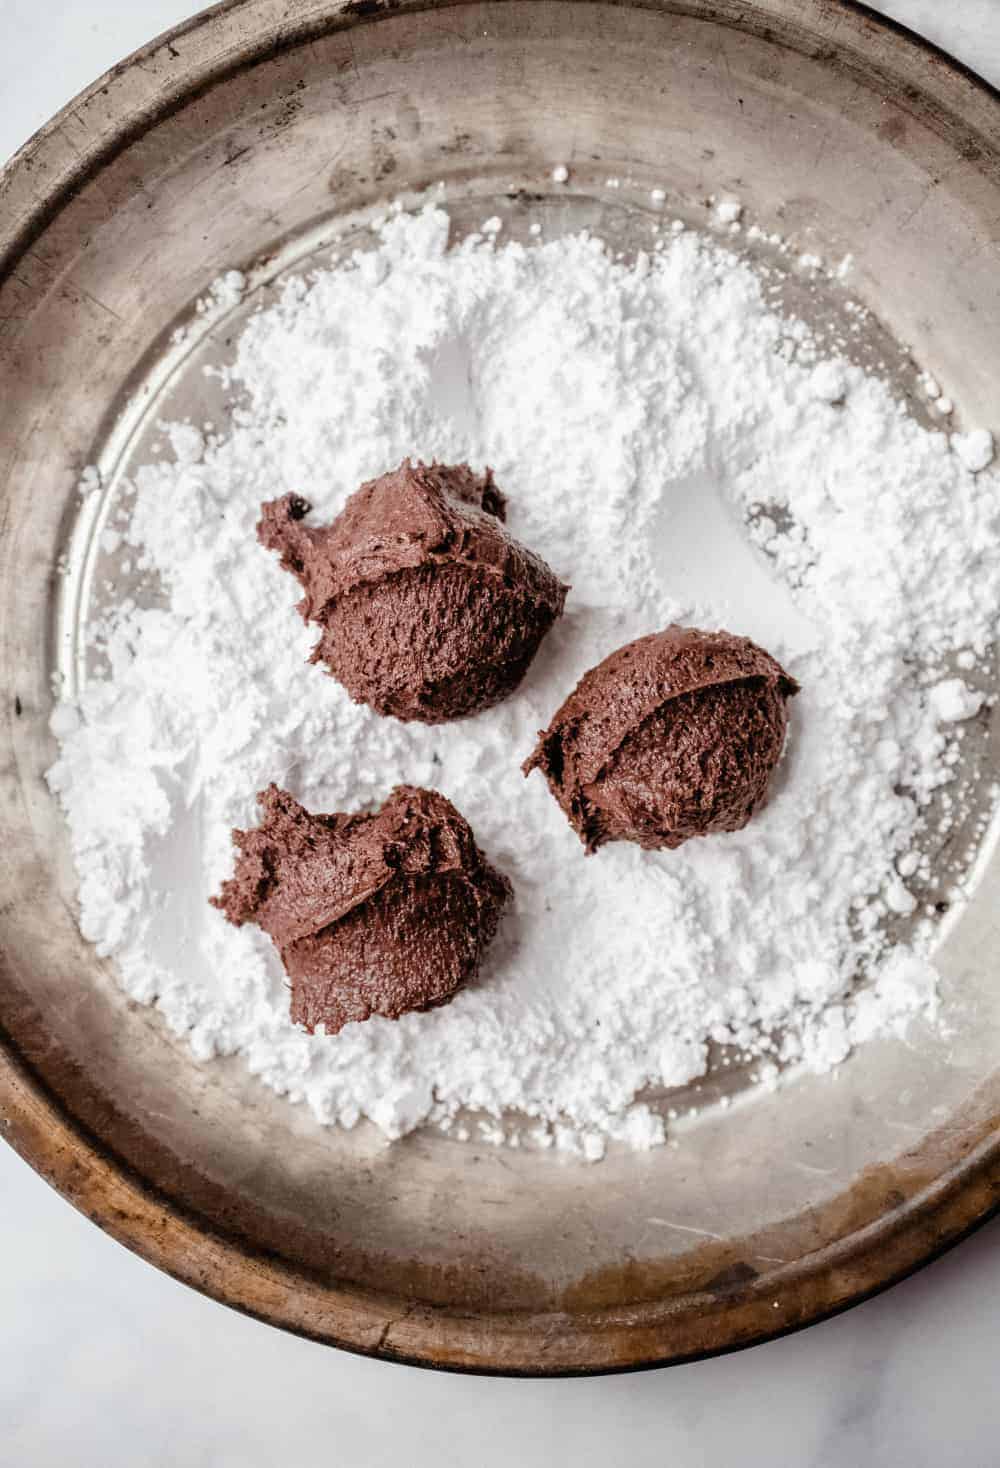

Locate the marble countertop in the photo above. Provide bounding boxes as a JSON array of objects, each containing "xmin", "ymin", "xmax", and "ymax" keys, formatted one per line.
[{"xmin": 3, "ymin": 3, "xmax": 999, "ymax": 1464}]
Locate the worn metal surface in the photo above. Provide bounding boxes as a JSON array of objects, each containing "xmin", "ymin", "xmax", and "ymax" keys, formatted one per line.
[{"xmin": 1, "ymin": 0, "xmax": 1000, "ymax": 1373}]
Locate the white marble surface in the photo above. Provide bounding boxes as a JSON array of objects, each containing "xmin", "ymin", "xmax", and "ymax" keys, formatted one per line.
[{"xmin": 3, "ymin": 2, "xmax": 1000, "ymax": 1463}]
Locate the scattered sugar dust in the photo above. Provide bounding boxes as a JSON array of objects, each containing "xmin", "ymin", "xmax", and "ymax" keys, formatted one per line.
[{"xmin": 47, "ymin": 205, "xmax": 1000, "ymax": 1157}]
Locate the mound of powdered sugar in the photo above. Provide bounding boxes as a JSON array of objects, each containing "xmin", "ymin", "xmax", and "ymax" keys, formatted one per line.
[{"xmin": 47, "ymin": 206, "xmax": 1000, "ymax": 1157}]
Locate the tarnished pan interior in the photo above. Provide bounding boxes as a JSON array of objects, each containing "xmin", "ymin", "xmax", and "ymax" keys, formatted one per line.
[{"xmin": 1, "ymin": 0, "xmax": 1000, "ymax": 1372}]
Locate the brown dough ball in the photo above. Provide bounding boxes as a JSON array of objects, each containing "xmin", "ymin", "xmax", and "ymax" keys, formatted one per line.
[
  {"xmin": 259, "ymin": 460, "xmax": 568, "ymax": 723},
  {"xmin": 211, "ymin": 784, "xmax": 512, "ymax": 1033},
  {"xmin": 523, "ymin": 625, "xmax": 799, "ymax": 853}
]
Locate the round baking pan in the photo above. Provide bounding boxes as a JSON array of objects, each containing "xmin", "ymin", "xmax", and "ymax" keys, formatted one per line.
[{"xmin": 1, "ymin": 0, "xmax": 999, "ymax": 1373}]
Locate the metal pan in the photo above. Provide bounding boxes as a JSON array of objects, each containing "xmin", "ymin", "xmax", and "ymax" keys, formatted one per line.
[{"xmin": 1, "ymin": 0, "xmax": 999, "ymax": 1373}]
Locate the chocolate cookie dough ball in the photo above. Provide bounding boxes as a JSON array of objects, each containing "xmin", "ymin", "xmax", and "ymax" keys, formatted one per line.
[
  {"xmin": 211, "ymin": 784, "xmax": 512, "ymax": 1033},
  {"xmin": 259, "ymin": 460, "xmax": 568, "ymax": 723},
  {"xmin": 524, "ymin": 626, "xmax": 798, "ymax": 854}
]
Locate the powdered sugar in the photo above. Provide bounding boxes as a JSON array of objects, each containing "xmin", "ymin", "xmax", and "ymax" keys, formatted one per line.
[
  {"xmin": 929, "ymin": 678, "xmax": 986, "ymax": 723},
  {"xmin": 953, "ymin": 428, "xmax": 995, "ymax": 473},
  {"xmin": 47, "ymin": 206, "xmax": 1000, "ymax": 1155}
]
